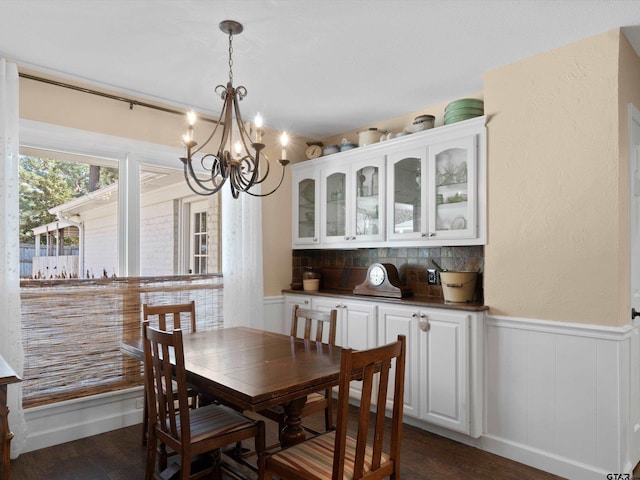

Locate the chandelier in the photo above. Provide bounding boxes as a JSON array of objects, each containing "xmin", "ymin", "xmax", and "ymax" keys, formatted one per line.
[{"xmin": 180, "ymin": 20, "xmax": 290, "ymax": 198}]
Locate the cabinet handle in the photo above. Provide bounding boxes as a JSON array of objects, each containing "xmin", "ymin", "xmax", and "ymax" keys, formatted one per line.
[{"xmin": 418, "ymin": 314, "xmax": 430, "ymax": 332}]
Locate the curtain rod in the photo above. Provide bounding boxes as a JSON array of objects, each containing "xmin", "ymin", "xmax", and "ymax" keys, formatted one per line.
[{"xmin": 18, "ymin": 72, "xmax": 220, "ymax": 124}]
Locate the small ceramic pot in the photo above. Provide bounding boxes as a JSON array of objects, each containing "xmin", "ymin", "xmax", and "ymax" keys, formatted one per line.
[
  {"xmin": 323, "ymin": 145, "xmax": 340, "ymax": 155},
  {"xmin": 357, "ymin": 128, "xmax": 387, "ymax": 146}
]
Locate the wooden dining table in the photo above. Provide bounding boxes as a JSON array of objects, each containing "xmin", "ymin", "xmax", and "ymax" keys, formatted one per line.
[{"xmin": 120, "ymin": 326, "xmax": 343, "ymax": 447}]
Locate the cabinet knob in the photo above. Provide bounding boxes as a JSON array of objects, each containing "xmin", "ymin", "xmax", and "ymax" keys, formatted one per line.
[
  {"xmin": 344, "ymin": 236, "xmax": 349, "ymax": 240},
  {"xmin": 335, "ymin": 304, "xmax": 341, "ymax": 308},
  {"xmin": 419, "ymin": 318, "xmax": 430, "ymax": 332},
  {"xmin": 421, "ymin": 233, "xmax": 427, "ymax": 238},
  {"xmin": 313, "ymin": 238, "xmax": 318, "ymax": 242},
  {"xmin": 304, "ymin": 300, "xmax": 309, "ymax": 305},
  {"xmin": 351, "ymin": 236, "xmax": 356, "ymax": 240},
  {"xmin": 411, "ymin": 312, "xmax": 419, "ymax": 319},
  {"xmin": 429, "ymin": 232, "xmax": 436, "ymax": 238},
  {"xmin": 633, "ymin": 308, "xmax": 640, "ymax": 320}
]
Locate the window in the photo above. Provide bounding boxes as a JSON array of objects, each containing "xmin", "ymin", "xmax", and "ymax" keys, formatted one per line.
[
  {"xmin": 193, "ymin": 210, "xmax": 208, "ymax": 273},
  {"xmin": 18, "ymin": 120, "xmax": 223, "ymax": 407}
]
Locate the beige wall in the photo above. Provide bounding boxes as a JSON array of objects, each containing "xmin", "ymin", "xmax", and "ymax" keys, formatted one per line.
[
  {"xmin": 484, "ymin": 29, "xmax": 633, "ymax": 326},
  {"xmin": 19, "ymin": 71, "xmax": 294, "ymax": 295},
  {"xmin": 617, "ymin": 31, "xmax": 640, "ymax": 325}
]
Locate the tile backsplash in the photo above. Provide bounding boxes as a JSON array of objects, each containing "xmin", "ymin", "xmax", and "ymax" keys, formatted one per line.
[{"xmin": 292, "ymin": 246, "xmax": 484, "ymax": 297}]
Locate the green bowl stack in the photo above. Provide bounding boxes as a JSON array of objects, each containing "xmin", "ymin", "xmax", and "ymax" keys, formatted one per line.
[{"xmin": 444, "ymin": 98, "xmax": 484, "ymax": 125}]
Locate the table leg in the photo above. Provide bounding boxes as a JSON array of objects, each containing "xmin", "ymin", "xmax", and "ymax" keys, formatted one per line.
[
  {"xmin": 280, "ymin": 396, "xmax": 307, "ymax": 448},
  {"xmin": 0, "ymin": 384, "xmax": 13, "ymax": 480}
]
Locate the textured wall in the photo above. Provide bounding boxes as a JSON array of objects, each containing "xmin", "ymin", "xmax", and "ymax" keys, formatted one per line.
[{"xmin": 484, "ymin": 29, "xmax": 624, "ymax": 325}]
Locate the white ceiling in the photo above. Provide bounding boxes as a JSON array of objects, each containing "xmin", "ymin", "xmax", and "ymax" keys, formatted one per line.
[{"xmin": 2, "ymin": 0, "xmax": 640, "ymax": 140}]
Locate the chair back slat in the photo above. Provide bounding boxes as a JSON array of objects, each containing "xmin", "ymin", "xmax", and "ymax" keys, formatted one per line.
[
  {"xmin": 143, "ymin": 321, "xmax": 191, "ymax": 443},
  {"xmin": 333, "ymin": 335, "xmax": 406, "ymax": 480},
  {"xmin": 143, "ymin": 301, "xmax": 197, "ymax": 333},
  {"xmin": 290, "ymin": 305, "xmax": 337, "ymax": 345}
]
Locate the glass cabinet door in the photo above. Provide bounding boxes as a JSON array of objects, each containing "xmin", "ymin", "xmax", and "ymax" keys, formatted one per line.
[
  {"xmin": 429, "ymin": 135, "xmax": 476, "ymax": 239},
  {"xmin": 325, "ymin": 171, "xmax": 347, "ymax": 240},
  {"xmin": 292, "ymin": 167, "xmax": 319, "ymax": 246},
  {"xmin": 352, "ymin": 155, "xmax": 385, "ymax": 242},
  {"xmin": 387, "ymin": 148, "xmax": 427, "ymax": 240}
]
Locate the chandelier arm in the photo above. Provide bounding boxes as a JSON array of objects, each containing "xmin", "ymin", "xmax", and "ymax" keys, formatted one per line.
[
  {"xmin": 182, "ymin": 154, "xmax": 227, "ymax": 195},
  {"xmin": 191, "ymin": 86, "xmax": 228, "ymax": 157},
  {"xmin": 229, "ymin": 159, "xmax": 254, "ymax": 193},
  {"xmin": 244, "ymin": 163, "xmax": 288, "ymax": 197}
]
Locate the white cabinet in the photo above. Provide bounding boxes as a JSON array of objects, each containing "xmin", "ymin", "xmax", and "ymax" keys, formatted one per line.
[
  {"xmin": 428, "ymin": 134, "xmax": 479, "ymax": 241},
  {"xmin": 378, "ymin": 304, "xmax": 481, "ymax": 436},
  {"xmin": 320, "ymin": 154, "xmax": 386, "ymax": 246},
  {"xmin": 386, "ymin": 145, "xmax": 428, "ymax": 242},
  {"xmin": 418, "ymin": 309, "xmax": 470, "ymax": 433},
  {"xmin": 386, "ymin": 118, "xmax": 485, "ymax": 245},
  {"xmin": 282, "ymin": 294, "xmax": 312, "ymax": 335},
  {"xmin": 283, "ymin": 293, "xmax": 483, "ymax": 437},
  {"xmin": 291, "ymin": 116, "xmax": 486, "ymax": 248},
  {"xmin": 376, "ymin": 305, "xmax": 421, "ymax": 418},
  {"xmin": 309, "ymin": 296, "xmax": 378, "ymax": 402},
  {"xmin": 292, "ymin": 165, "xmax": 320, "ymax": 247}
]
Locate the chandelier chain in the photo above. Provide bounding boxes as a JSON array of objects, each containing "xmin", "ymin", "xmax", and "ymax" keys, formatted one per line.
[{"xmin": 228, "ymin": 31, "xmax": 234, "ymax": 84}]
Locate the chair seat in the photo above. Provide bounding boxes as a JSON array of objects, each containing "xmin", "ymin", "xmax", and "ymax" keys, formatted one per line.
[
  {"xmin": 267, "ymin": 430, "xmax": 390, "ymax": 480},
  {"xmin": 174, "ymin": 403, "xmax": 259, "ymax": 444}
]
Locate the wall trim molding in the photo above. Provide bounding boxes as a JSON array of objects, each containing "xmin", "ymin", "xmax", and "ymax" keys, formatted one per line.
[{"xmin": 487, "ymin": 314, "xmax": 633, "ymax": 340}]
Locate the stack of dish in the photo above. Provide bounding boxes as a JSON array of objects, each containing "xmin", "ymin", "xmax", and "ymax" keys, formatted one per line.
[{"xmin": 444, "ymin": 98, "xmax": 484, "ymax": 125}]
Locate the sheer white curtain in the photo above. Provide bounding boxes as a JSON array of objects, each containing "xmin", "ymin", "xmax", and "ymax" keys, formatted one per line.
[
  {"xmin": 221, "ymin": 188, "xmax": 264, "ymax": 329},
  {"xmin": 0, "ymin": 58, "xmax": 25, "ymax": 457}
]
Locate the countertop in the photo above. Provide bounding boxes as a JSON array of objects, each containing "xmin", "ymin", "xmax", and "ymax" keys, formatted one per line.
[{"xmin": 282, "ymin": 288, "xmax": 488, "ymax": 312}]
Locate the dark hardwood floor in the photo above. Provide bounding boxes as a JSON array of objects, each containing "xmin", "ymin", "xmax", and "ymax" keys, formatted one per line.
[{"xmin": 10, "ymin": 407, "xmax": 568, "ymax": 480}]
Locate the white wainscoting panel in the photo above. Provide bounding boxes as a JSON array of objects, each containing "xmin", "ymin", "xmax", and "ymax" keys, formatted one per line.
[
  {"xmin": 263, "ymin": 295, "xmax": 286, "ymax": 333},
  {"xmin": 24, "ymin": 387, "xmax": 143, "ymax": 453},
  {"xmin": 484, "ymin": 315, "xmax": 633, "ymax": 480}
]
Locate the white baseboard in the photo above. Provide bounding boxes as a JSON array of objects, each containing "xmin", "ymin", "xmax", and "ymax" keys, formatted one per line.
[
  {"xmin": 481, "ymin": 433, "xmax": 612, "ymax": 480},
  {"xmin": 23, "ymin": 386, "xmax": 143, "ymax": 453}
]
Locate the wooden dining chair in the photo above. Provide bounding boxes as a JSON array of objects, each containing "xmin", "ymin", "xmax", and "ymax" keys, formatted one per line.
[
  {"xmin": 259, "ymin": 334, "xmax": 406, "ymax": 480},
  {"xmin": 143, "ymin": 321, "xmax": 265, "ymax": 480},
  {"xmin": 141, "ymin": 301, "xmax": 199, "ymax": 445},
  {"xmin": 258, "ymin": 305, "xmax": 338, "ymax": 438}
]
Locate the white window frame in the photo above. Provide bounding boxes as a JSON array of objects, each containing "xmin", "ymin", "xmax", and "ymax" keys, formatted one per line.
[
  {"xmin": 20, "ymin": 119, "xmax": 188, "ymax": 276},
  {"xmin": 189, "ymin": 199, "xmax": 209, "ymax": 274}
]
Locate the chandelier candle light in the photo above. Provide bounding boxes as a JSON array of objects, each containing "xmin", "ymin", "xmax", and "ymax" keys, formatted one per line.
[{"xmin": 180, "ymin": 20, "xmax": 289, "ymax": 198}]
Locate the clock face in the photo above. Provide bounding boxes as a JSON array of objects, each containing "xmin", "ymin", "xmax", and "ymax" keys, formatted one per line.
[
  {"xmin": 369, "ymin": 265, "xmax": 385, "ymax": 286},
  {"xmin": 305, "ymin": 145, "xmax": 323, "ymax": 159}
]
